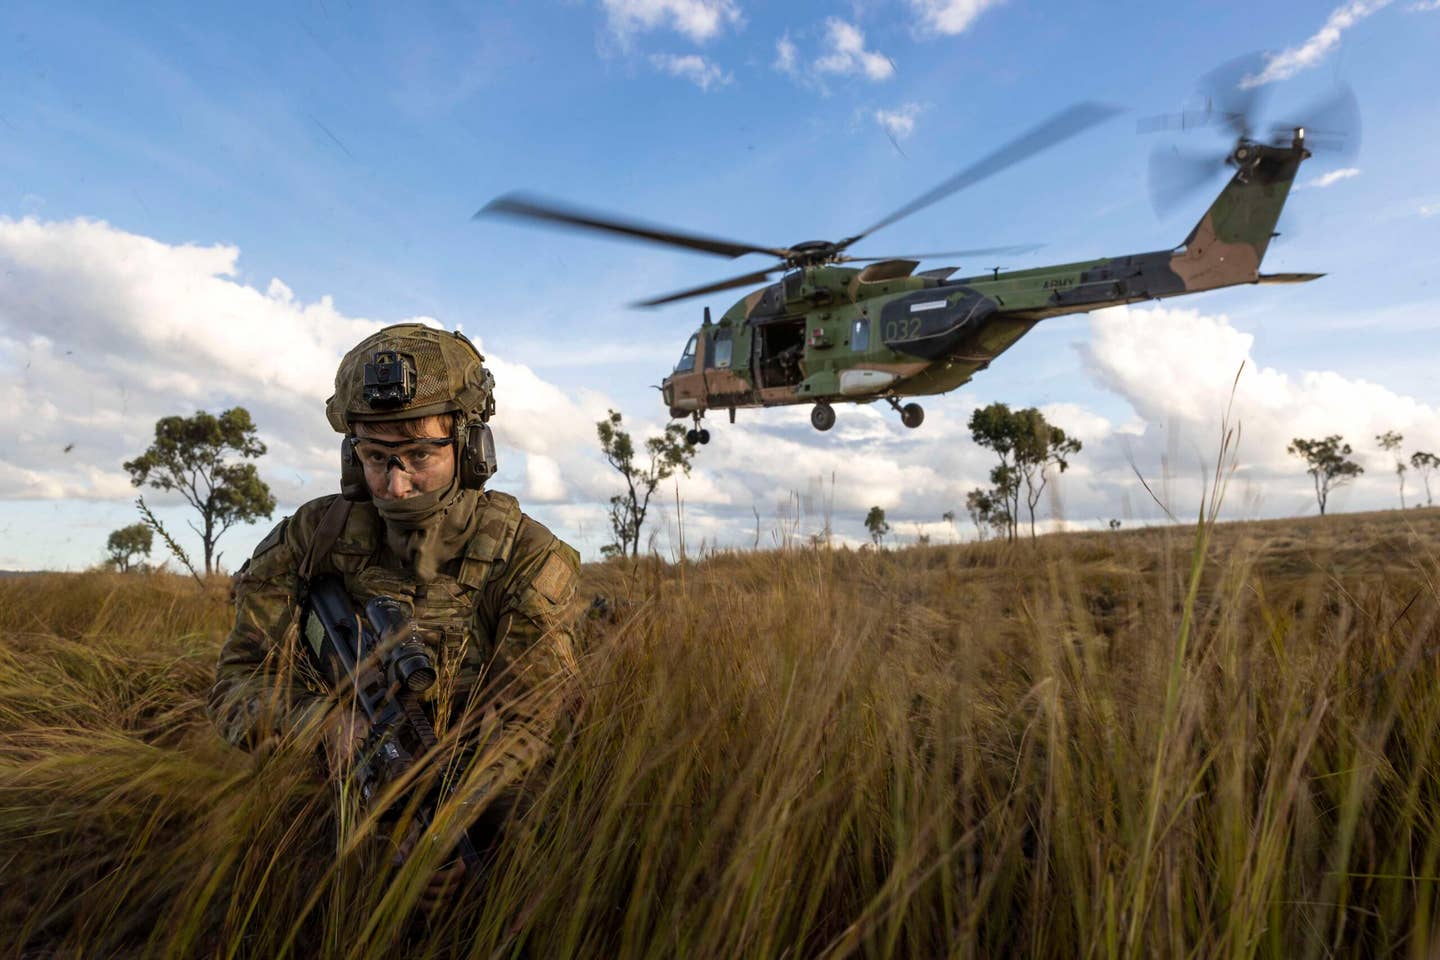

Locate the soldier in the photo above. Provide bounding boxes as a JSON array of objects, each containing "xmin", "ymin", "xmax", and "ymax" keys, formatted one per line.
[{"xmin": 207, "ymin": 322, "xmax": 580, "ymax": 907}]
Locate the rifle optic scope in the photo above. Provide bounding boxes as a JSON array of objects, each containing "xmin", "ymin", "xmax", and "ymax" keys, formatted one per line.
[{"xmin": 364, "ymin": 596, "xmax": 438, "ymax": 693}]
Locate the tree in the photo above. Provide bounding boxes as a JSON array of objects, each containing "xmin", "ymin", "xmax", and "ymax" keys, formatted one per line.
[
  {"xmin": 965, "ymin": 487, "xmax": 1009, "ymax": 541},
  {"xmin": 1411, "ymin": 451, "xmax": 1438, "ymax": 507},
  {"xmin": 941, "ymin": 509, "xmax": 957, "ymax": 542},
  {"xmin": 1012, "ymin": 408, "xmax": 1082, "ymax": 539},
  {"xmin": 596, "ymin": 409, "xmax": 695, "ymax": 558},
  {"xmin": 1287, "ymin": 435, "xmax": 1363, "ymax": 516},
  {"xmin": 968, "ymin": 403, "xmax": 1079, "ymax": 541},
  {"xmin": 968, "ymin": 403, "xmax": 1021, "ymax": 541},
  {"xmin": 1377, "ymin": 430, "xmax": 1406, "ymax": 508},
  {"xmin": 124, "ymin": 408, "xmax": 276, "ymax": 574},
  {"xmin": 106, "ymin": 523, "xmax": 153, "ymax": 573},
  {"xmin": 864, "ymin": 506, "xmax": 890, "ymax": 546}
]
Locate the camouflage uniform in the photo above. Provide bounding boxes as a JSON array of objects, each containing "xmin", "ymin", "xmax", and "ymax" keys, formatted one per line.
[{"xmin": 207, "ymin": 322, "xmax": 580, "ymax": 816}]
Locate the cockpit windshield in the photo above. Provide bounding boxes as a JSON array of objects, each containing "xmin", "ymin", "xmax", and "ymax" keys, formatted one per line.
[{"xmin": 676, "ymin": 334, "xmax": 698, "ymax": 373}]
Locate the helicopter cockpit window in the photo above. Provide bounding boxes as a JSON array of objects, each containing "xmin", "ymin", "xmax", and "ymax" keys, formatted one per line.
[
  {"xmin": 706, "ymin": 329, "xmax": 733, "ymax": 369},
  {"xmin": 676, "ymin": 334, "xmax": 698, "ymax": 373},
  {"xmin": 851, "ymin": 317, "xmax": 870, "ymax": 352}
]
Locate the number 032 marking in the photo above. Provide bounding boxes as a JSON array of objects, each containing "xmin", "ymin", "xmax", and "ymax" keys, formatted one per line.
[{"xmin": 884, "ymin": 317, "xmax": 923, "ymax": 340}]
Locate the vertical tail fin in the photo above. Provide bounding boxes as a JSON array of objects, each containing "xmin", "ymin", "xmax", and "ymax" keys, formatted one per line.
[{"xmin": 1172, "ymin": 142, "xmax": 1306, "ymax": 291}]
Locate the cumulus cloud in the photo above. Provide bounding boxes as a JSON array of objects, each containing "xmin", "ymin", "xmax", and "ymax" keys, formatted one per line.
[
  {"xmin": 600, "ymin": 0, "xmax": 742, "ymax": 44},
  {"xmin": 1299, "ymin": 167, "xmax": 1361, "ymax": 189},
  {"xmin": 649, "ymin": 52, "xmax": 733, "ymax": 90},
  {"xmin": 907, "ymin": 0, "xmax": 1005, "ymax": 35},
  {"xmin": 1244, "ymin": 0, "xmax": 1392, "ymax": 87},
  {"xmin": 1080, "ymin": 303, "xmax": 1440, "ymax": 514},
  {"xmin": 875, "ymin": 102, "xmax": 924, "ymax": 140},
  {"xmin": 0, "ymin": 216, "xmax": 614, "ymax": 517},
  {"xmin": 814, "ymin": 19, "xmax": 895, "ymax": 81}
]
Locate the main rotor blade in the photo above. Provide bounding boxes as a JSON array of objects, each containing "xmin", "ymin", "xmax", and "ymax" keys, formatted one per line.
[
  {"xmin": 477, "ymin": 193, "xmax": 791, "ymax": 261},
  {"xmin": 843, "ymin": 243, "xmax": 1043, "ymax": 262},
  {"xmin": 853, "ymin": 101, "xmax": 1122, "ymax": 243},
  {"xmin": 631, "ymin": 267, "xmax": 781, "ymax": 308}
]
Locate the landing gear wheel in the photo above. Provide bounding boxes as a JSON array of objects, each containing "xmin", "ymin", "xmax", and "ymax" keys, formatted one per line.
[
  {"xmin": 811, "ymin": 403, "xmax": 836, "ymax": 432},
  {"xmin": 697, "ymin": 428, "xmax": 711, "ymax": 445},
  {"xmin": 900, "ymin": 403, "xmax": 925, "ymax": 429},
  {"xmin": 685, "ymin": 428, "xmax": 699, "ymax": 445}
]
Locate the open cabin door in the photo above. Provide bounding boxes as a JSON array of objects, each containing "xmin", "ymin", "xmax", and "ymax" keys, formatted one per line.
[{"xmin": 753, "ymin": 317, "xmax": 806, "ymax": 389}]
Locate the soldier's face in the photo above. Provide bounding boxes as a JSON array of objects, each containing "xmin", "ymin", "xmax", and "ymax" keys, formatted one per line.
[{"xmin": 353, "ymin": 420, "xmax": 456, "ymax": 501}]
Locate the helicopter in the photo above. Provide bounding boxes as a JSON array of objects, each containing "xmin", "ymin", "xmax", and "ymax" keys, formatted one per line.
[{"xmin": 480, "ymin": 57, "xmax": 1356, "ymax": 444}]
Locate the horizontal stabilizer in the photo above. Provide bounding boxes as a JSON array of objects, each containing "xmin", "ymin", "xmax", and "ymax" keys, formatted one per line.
[{"xmin": 1256, "ymin": 272, "xmax": 1325, "ymax": 284}]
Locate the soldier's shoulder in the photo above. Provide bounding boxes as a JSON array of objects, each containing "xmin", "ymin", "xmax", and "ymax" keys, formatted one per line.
[
  {"xmin": 514, "ymin": 515, "xmax": 580, "ymax": 604},
  {"xmin": 286, "ymin": 494, "xmax": 348, "ymax": 540},
  {"xmin": 246, "ymin": 495, "xmax": 349, "ymax": 564},
  {"xmin": 479, "ymin": 489, "xmax": 579, "ymax": 601}
]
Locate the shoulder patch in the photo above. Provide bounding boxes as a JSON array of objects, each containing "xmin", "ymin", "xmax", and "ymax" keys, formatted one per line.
[
  {"xmin": 532, "ymin": 551, "xmax": 576, "ymax": 604},
  {"xmin": 252, "ymin": 518, "xmax": 289, "ymax": 558}
]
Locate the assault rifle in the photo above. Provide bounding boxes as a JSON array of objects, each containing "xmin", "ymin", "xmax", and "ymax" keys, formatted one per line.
[{"xmin": 303, "ymin": 574, "xmax": 482, "ymax": 874}]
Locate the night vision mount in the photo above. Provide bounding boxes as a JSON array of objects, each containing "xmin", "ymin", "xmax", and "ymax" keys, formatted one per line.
[{"xmin": 363, "ymin": 351, "xmax": 417, "ymax": 409}]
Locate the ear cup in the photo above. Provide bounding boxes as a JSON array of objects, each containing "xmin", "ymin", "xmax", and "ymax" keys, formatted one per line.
[
  {"xmin": 458, "ymin": 422, "xmax": 497, "ymax": 489},
  {"xmin": 339, "ymin": 438, "xmax": 372, "ymax": 502}
]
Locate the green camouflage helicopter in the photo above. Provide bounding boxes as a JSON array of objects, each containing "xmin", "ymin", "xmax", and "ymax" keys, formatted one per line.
[{"xmin": 481, "ymin": 58, "xmax": 1355, "ymax": 443}]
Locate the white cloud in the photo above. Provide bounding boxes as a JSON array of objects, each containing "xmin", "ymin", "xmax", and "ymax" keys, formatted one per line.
[
  {"xmin": 1080, "ymin": 304, "xmax": 1440, "ymax": 514},
  {"xmin": 1299, "ymin": 167, "xmax": 1361, "ymax": 189},
  {"xmin": 774, "ymin": 33, "xmax": 798, "ymax": 76},
  {"xmin": 1420, "ymin": 202, "xmax": 1440, "ymax": 217},
  {"xmin": 814, "ymin": 19, "xmax": 894, "ymax": 81},
  {"xmin": 600, "ymin": 0, "xmax": 742, "ymax": 44},
  {"xmin": 525, "ymin": 453, "xmax": 567, "ymax": 502},
  {"xmin": 907, "ymin": 0, "xmax": 1005, "ymax": 35},
  {"xmin": 874, "ymin": 102, "xmax": 924, "ymax": 140},
  {"xmin": 649, "ymin": 53, "xmax": 733, "ymax": 90},
  {"xmin": 0, "ymin": 216, "xmax": 613, "ymax": 518},
  {"xmin": 1244, "ymin": 0, "xmax": 1392, "ymax": 87},
  {"xmin": 1408, "ymin": 0, "xmax": 1440, "ymax": 9}
]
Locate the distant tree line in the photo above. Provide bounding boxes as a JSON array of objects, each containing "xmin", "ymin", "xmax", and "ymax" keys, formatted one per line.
[{"xmin": 1289, "ymin": 430, "xmax": 1436, "ymax": 516}]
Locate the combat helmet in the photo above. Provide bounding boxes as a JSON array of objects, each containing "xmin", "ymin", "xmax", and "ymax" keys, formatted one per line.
[{"xmin": 326, "ymin": 323, "xmax": 498, "ymax": 500}]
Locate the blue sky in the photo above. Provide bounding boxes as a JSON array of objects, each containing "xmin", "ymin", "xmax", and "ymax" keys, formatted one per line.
[{"xmin": 1, "ymin": 0, "xmax": 1438, "ymax": 568}]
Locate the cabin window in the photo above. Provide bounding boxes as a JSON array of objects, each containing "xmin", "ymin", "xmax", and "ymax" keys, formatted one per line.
[
  {"xmin": 851, "ymin": 317, "xmax": 870, "ymax": 352},
  {"xmin": 676, "ymin": 334, "xmax": 698, "ymax": 373},
  {"xmin": 706, "ymin": 329, "xmax": 733, "ymax": 369}
]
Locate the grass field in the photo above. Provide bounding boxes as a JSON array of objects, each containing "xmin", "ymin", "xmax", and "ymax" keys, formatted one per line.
[{"xmin": 3, "ymin": 505, "xmax": 1439, "ymax": 958}]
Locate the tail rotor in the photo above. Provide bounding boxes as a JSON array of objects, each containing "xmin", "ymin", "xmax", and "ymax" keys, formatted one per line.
[{"xmin": 1140, "ymin": 52, "xmax": 1359, "ymax": 219}]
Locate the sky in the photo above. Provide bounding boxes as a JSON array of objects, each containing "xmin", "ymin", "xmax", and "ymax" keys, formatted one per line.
[{"xmin": 1, "ymin": 0, "xmax": 1438, "ymax": 569}]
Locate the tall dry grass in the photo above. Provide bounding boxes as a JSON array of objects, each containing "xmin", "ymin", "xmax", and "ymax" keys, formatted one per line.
[{"xmin": 3, "ymin": 507, "xmax": 1440, "ymax": 958}]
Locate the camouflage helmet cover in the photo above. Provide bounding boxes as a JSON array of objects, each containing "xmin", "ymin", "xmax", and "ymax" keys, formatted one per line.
[{"xmin": 326, "ymin": 323, "xmax": 495, "ymax": 433}]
